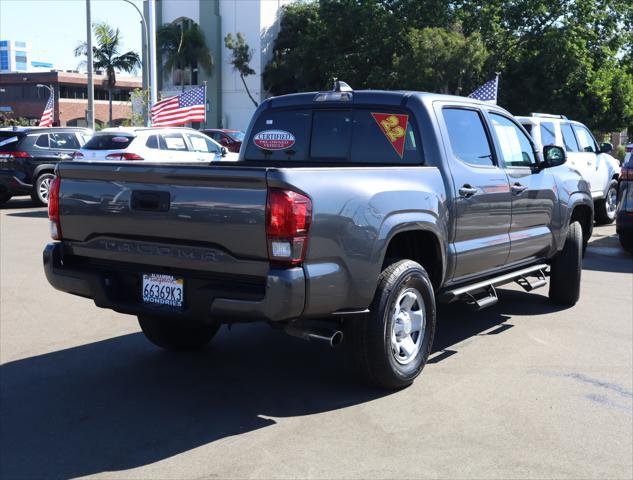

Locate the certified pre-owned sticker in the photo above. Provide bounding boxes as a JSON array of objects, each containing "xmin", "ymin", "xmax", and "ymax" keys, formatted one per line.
[{"xmin": 253, "ymin": 130, "xmax": 295, "ymax": 150}]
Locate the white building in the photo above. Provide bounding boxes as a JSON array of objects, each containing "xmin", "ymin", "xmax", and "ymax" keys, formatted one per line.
[
  {"xmin": 0, "ymin": 40, "xmax": 54, "ymax": 73},
  {"xmin": 150, "ymin": 0, "xmax": 291, "ymax": 131}
]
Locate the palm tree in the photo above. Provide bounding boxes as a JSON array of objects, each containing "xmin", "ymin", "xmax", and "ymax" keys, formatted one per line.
[
  {"xmin": 75, "ymin": 22, "xmax": 140, "ymax": 126},
  {"xmin": 158, "ymin": 22, "xmax": 213, "ymax": 92}
]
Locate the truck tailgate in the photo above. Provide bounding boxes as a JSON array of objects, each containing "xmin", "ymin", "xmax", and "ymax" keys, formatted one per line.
[{"xmin": 56, "ymin": 162, "xmax": 269, "ymax": 276}]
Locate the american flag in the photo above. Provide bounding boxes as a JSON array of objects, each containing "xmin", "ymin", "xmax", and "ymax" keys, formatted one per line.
[
  {"xmin": 39, "ymin": 91, "xmax": 54, "ymax": 127},
  {"xmin": 468, "ymin": 76, "xmax": 498, "ymax": 104},
  {"xmin": 151, "ymin": 85, "xmax": 206, "ymax": 126}
]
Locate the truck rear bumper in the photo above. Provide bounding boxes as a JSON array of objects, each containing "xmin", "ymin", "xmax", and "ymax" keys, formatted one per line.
[{"xmin": 43, "ymin": 242, "xmax": 305, "ymax": 323}]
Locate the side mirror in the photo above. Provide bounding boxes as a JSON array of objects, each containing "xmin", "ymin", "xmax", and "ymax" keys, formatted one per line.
[
  {"xmin": 599, "ymin": 142, "xmax": 613, "ymax": 154},
  {"xmin": 220, "ymin": 146, "xmax": 228, "ymax": 157},
  {"xmin": 543, "ymin": 145, "xmax": 566, "ymax": 168}
]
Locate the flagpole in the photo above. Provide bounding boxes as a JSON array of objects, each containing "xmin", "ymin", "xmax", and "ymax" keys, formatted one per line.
[
  {"xmin": 85, "ymin": 0, "xmax": 95, "ymax": 130},
  {"xmin": 203, "ymin": 80, "xmax": 207, "ymax": 127}
]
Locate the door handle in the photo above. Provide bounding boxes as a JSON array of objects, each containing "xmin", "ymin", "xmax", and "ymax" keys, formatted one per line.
[
  {"xmin": 511, "ymin": 183, "xmax": 527, "ymax": 194},
  {"xmin": 459, "ymin": 185, "xmax": 478, "ymax": 197}
]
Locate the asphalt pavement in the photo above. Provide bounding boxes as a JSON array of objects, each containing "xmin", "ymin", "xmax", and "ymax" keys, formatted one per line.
[{"xmin": 1, "ymin": 198, "xmax": 631, "ymax": 479}]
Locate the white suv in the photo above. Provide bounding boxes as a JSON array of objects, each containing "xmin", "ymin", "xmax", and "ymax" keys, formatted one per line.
[
  {"xmin": 76, "ymin": 127, "xmax": 238, "ymax": 163},
  {"xmin": 517, "ymin": 114, "xmax": 621, "ymax": 224}
]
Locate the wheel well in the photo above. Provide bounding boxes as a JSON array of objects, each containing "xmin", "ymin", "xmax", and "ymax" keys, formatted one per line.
[
  {"xmin": 383, "ymin": 230, "xmax": 443, "ymax": 289},
  {"xmin": 570, "ymin": 205, "xmax": 592, "ymax": 246}
]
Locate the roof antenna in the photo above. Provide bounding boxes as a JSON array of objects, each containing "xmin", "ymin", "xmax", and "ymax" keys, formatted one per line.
[{"xmin": 333, "ymin": 80, "xmax": 353, "ymax": 92}]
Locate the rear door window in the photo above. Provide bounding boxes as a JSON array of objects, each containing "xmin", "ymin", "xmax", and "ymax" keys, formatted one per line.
[
  {"xmin": 145, "ymin": 135, "xmax": 159, "ymax": 149},
  {"xmin": 560, "ymin": 123, "xmax": 579, "ymax": 152},
  {"xmin": 443, "ymin": 108, "xmax": 494, "ymax": 167},
  {"xmin": 35, "ymin": 134, "xmax": 50, "ymax": 148},
  {"xmin": 83, "ymin": 134, "xmax": 134, "ymax": 150},
  {"xmin": 244, "ymin": 108, "xmax": 421, "ymax": 164}
]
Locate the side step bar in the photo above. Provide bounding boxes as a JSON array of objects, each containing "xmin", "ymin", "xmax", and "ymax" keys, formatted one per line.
[{"xmin": 442, "ymin": 263, "xmax": 548, "ymax": 309}]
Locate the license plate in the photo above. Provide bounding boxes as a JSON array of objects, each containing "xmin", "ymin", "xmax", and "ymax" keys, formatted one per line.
[{"xmin": 142, "ymin": 274, "xmax": 184, "ymax": 308}]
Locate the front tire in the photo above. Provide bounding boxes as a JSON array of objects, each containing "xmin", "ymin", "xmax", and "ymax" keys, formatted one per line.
[
  {"xmin": 549, "ymin": 221, "xmax": 583, "ymax": 306},
  {"xmin": 594, "ymin": 181, "xmax": 618, "ymax": 225},
  {"xmin": 0, "ymin": 192, "xmax": 11, "ymax": 205},
  {"xmin": 348, "ymin": 260, "xmax": 436, "ymax": 389},
  {"xmin": 31, "ymin": 172, "xmax": 55, "ymax": 206},
  {"xmin": 138, "ymin": 315, "xmax": 219, "ymax": 351}
]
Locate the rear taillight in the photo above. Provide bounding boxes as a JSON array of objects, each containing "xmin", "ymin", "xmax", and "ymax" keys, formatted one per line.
[
  {"xmin": 625, "ymin": 146, "xmax": 632, "ymax": 152},
  {"xmin": 621, "ymin": 167, "xmax": 633, "ymax": 181},
  {"xmin": 266, "ymin": 188, "xmax": 312, "ymax": 266},
  {"xmin": 48, "ymin": 176, "xmax": 62, "ymax": 240},
  {"xmin": 0, "ymin": 151, "xmax": 31, "ymax": 160},
  {"xmin": 105, "ymin": 152, "xmax": 144, "ymax": 161}
]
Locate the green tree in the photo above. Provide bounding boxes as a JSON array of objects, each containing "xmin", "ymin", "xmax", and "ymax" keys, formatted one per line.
[
  {"xmin": 394, "ymin": 27, "xmax": 489, "ymax": 95},
  {"xmin": 224, "ymin": 33, "xmax": 258, "ymax": 107},
  {"xmin": 158, "ymin": 22, "xmax": 213, "ymax": 92},
  {"xmin": 75, "ymin": 22, "xmax": 140, "ymax": 127},
  {"xmin": 263, "ymin": 0, "xmax": 633, "ymax": 132}
]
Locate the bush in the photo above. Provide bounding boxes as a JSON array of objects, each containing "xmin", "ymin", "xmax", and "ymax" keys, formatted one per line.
[{"xmin": 614, "ymin": 144, "xmax": 626, "ymax": 162}]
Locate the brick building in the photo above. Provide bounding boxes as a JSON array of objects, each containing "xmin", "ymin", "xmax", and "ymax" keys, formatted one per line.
[{"xmin": 0, "ymin": 71, "xmax": 141, "ymax": 127}]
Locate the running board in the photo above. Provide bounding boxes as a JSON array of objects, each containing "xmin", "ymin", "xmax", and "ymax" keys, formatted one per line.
[{"xmin": 441, "ymin": 263, "xmax": 549, "ymax": 306}]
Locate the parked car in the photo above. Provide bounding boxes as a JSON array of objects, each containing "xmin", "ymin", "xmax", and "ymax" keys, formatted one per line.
[
  {"xmin": 516, "ymin": 113, "xmax": 620, "ymax": 224},
  {"xmin": 616, "ymin": 158, "xmax": 633, "ymax": 253},
  {"xmin": 44, "ymin": 83, "xmax": 593, "ymax": 389},
  {"xmin": 201, "ymin": 129, "xmax": 245, "ymax": 153},
  {"xmin": 0, "ymin": 126, "xmax": 91, "ymax": 205},
  {"xmin": 75, "ymin": 127, "xmax": 238, "ymax": 163}
]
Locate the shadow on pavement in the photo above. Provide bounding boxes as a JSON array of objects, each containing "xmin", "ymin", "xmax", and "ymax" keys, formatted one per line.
[
  {"xmin": 5, "ymin": 209, "xmax": 48, "ymax": 218},
  {"xmin": 584, "ymin": 235, "xmax": 633, "ymax": 274},
  {"xmin": 0, "ymin": 197, "xmax": 39, "ymax": 210},
  {"xmin": 1, "ymin": 288, "xmax": 566, "ymax": 479}
]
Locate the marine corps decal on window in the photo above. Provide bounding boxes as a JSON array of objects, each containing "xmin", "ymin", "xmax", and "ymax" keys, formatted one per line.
[{"xmin": 371, "ymin": 113, "xmax": 409, "ymax": 158}]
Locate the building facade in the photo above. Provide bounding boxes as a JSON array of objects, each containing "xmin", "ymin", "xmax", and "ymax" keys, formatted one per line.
[
  {"xmin": 0, "ymin": 71, "xmax": 141, "ymax": 126},
  {"xmin": 0, "ymin": 40, "xmax": 53, "ymax": 73},
  {"xmin": 147, "ymin": 0, "xmax": 290, "ymax": 131}
]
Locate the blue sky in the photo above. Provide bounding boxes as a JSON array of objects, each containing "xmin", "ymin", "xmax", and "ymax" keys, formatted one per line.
[{"xmin": 0, "ymin": 0, "xmax": 143, "ymax": 75}]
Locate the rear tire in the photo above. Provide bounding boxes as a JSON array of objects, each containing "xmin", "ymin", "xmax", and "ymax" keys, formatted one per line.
[
  {"xmin": 31, "ymin": 172, "xmax": 55, "ymax": 206},
  {"xmin": 0, "ymin": 192, "xmax": 11, "ymax": 205},
  {"xmin": 549, "ymin": 221, "xmax": 582, "ymax": 306},
  {"xmin": 138, "ymin": 315, "xmax": 219, "ymax": 351},
  {"xmin": 347, "ymin": 259, "xmax": 436, "ymax": 390},
  {"xmin": 594, "ymin": 181, "xmax": 618, "ymax": 225},
  {"xmin": 619, "ymin": 231, "xmax": 633, "ymax": 254}
]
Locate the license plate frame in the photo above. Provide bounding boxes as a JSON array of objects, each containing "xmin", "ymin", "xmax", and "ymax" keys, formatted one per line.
[{"xmin": 142, "ymin": 273, "xmax": 184, "ymax": 308}]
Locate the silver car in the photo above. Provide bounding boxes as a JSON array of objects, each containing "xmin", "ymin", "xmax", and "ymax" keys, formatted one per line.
[{"xmin": 75, "ymin": 127, "xmax": 238, "ymax": 162}]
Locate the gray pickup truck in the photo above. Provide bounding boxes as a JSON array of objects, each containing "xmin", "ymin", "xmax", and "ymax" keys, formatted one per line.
[{"xmin": 43, "ymin": 83, "xmax": 593, "ymax": 389}]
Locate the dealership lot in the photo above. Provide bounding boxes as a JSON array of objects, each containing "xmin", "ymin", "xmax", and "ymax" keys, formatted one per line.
[{"xmin": 1, "ymin": 199, "xmax": 631, "ymax": 479}]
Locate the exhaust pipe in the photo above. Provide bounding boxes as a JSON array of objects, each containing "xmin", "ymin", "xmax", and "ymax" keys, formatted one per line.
[{"xmin": 284, "ymin": 323, "xmax": 344, "ymax": 348}]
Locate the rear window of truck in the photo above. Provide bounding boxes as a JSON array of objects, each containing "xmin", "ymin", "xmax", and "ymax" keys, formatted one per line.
[
  {"xmin": 244, "ymin": 108, "xmax": 422, "ymax": 165},
  {"xmin": 83, "ymin": 134, "xmax": 135, "ymax": 150}
]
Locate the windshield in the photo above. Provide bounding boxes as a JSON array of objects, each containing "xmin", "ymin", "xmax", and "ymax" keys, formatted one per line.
[
  {"xmin": 227, "ymin": 131, "xmax": 245, "ymax": 142},
  {"xmin": 83, "ymin": 134, "xmax": 135, "ymax": 150}
]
